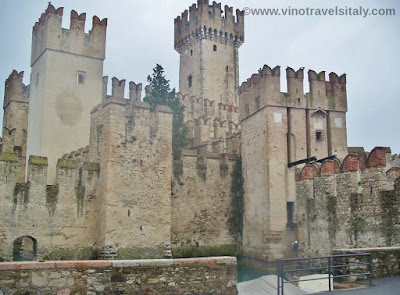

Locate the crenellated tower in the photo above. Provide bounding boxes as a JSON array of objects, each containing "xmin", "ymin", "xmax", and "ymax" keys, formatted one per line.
[
  {"xmin": 26, "ymin": 4, "xmax": 107, "ymax": 184},
  {"xmin": 174, "ymin": 0, "xmax": 244, "ymax": 108},
  {"xmin": 240, "ymin": 64, "xmax": 349, "ymax": 261},
  {"xmin": 2, "ymin": 70, "xmax": 29, "ymax": 157}
]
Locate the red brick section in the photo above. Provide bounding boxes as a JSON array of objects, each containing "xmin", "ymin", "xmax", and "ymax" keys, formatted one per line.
[
  {"xmin": 0, "ymin": 261, "xmax": 56, "ymax": 271},
  {"xmin": 386, "ymin": 167, "xmax": 400, "ymax": 181},
  {"xmin": 342, "ymin": 154, "xmax": 366, "ymax": 171},
  {"xmin": 320, "ymin": 159, "xmax": 339, "ymax": 175},
  {"xmin": 55, "ymin": 260, "xmax": 112, "ymax": 269},
  {"xmin": 0, "ymin": 257, "xmax": 234, "ymax": 271},
  {"xmin": 368, "ymin": 147, "xmax": 387, "ymax": 168},
  {"xmin": 301, "ymin": 164, "xmax": 318, "ymax": 180}
]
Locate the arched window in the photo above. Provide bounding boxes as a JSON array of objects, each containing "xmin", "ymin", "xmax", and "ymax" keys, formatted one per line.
[
  {"xmin": 188, "ymin": 76, "xmax": 192, "ymax": 88},
  {"xmin": 13, "ymin": 236, "xmax": 37, "ymax": 261},
  {"xmin": 213, "ymin": 44, "xmax": 217, "ymax": 52}
]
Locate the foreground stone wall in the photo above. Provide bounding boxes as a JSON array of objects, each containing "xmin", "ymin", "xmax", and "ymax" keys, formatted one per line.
[{"xmin": 0, "ymin": 257, "xmax": 237, "ymax": 294}]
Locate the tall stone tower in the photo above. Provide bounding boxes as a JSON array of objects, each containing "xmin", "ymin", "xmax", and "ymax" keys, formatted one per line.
[
  {"xmin": 2, "ymin": 71, "xmax": 29, "ymax": 157},
  {"xmin": 174, "ymin": 0, "xmax": 244, "ymax": 107},
  {"xmin": 26, "ymin": 4, "xmax": 107, "ymax": 184}
]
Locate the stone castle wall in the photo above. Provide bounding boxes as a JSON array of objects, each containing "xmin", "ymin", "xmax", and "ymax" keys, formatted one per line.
[
  {"xmin": 296, "ymin": 147, "xmax": 400, "ymax": 257},
  {"xmin": 88, "ymin": 77, "xmax": 173, "ymax": 258},
  {"xmin": 0, "ymin": 154, "xmax": 100, "ymax": 261},
  {"xmin": 171, "ymin": 149, "xmax": 239, "ymax": 256}
]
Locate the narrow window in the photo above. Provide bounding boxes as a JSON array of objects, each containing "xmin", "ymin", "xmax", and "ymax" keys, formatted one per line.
[
  {"xmin": 226, "ymin": 65, "xmax": 229, "ymax": 72},
  {"xmin": 188, "ymin": 76, "xmax": 192, "ymax": 88},
  {"xmin": 245, "ymin": 104, "xmax": 249, "ymax": 116},
  {"xmin": 190, "ymin": 49, "xmax": 193, "ymax": 56},
  {"xmin": 287, "ymin": 202, "xmax": 294, "ymax": 226},
  {"xmin": 77, "ymin": 74, "xmax": 84, "ymax": 84},
  {"xmin": 316, "ymin": 131, "xmax": 323, "ymax": 142},
  {"xmin": 297, "ymin": 98, "xmax": 301, "ymax": 104},
  {"xmin": 77, "ymin": 71, "xmax": 86, "ymax": 84},
  {"xmin": 213, "ymin": 44, "xmax": 217, "ymax": 52},
  {"xmin": 78, "ymin": 168, "xmax": 83, "ymax": 186},
  {"xmin": 255, "ymin": 96, "xmax": 260, "ymax": 110}
]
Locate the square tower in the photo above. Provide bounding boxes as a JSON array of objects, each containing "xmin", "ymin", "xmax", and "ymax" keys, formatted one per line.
[{"xmin": 26, "ymin": 4, "xmax": 107, "ymax": 184}]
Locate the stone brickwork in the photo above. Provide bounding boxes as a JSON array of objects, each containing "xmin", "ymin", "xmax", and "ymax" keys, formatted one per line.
[
  {"xmin": 333, "ymin": 247, "xmax": 400, "ymax": 278},
  {"xmin": 0, "ymin": 154, "xmax": 100, "ymax": 262},
  {"xmin": 296, "ymin": 147, "xmax": 400, "ymax": 257},
  {"xmin": 171, "ymin": 149, "xmax": 238, "ymax": 256},
  {"xmin": 0, "ymin": 257, "xmax": 237, "ymax": 294}
]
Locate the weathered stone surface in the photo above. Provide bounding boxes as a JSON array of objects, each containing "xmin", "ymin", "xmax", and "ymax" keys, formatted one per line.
[
  {"xmin": 297, "ymin": 162, "xmax": 400, "ymax": 256},
  {"xmin": 0, "ymin": 257, "xmax": 237, "ymax": 294}
]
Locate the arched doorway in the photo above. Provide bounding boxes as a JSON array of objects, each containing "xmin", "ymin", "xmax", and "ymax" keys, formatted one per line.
[{"xmin": 13, "ymin": 236, "xmax": 37, "ymax": 261}]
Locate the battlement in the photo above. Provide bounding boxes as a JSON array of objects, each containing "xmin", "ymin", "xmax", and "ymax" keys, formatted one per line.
[
  {"xmin": 4, "ymin": 70, "xmax": 29, "ymax": 108},
  {"xmin": 174, "ymin": 1, "xmax": 244, "ymax": 53},
  {"xmin": 296, "ymin": 147, "xmax": 391, "ymax": 181},
  {"xmin": 31, "ymin": 4, "xmax": 107, "ymax": 66},
  {"xmin": 239, "ymin": 64, "xmax": 348, "ymax": 120},
  {"xmin": 101, "ymin": 76, "xmax": 143, "ymax": 105}
]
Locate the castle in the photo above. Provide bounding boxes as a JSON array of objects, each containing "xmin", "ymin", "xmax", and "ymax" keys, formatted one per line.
[{"xmin": 0, "ymin": 1, "xmax": 399, "ymax": 263}]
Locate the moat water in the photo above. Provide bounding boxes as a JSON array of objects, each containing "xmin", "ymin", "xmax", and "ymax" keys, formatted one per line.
[{"xmin": 237, "ymin": 262, "xmax": 277, "ymax": 283}]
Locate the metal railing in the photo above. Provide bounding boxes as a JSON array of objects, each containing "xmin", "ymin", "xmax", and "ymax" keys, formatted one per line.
[{"xmin": 277, "ymin": 252, "xmax": 372, "ymax": 295}]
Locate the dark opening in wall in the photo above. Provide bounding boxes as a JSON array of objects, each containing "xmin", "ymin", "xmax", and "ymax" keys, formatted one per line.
[
  {"xmin": 287, "ymin": 202, "xmax": 294, "ymax": 226},
  {"xmin": 255, "ymin": 96, "xmax": 260, "ymax": 110},
  {"xmin": 13, "ymin": 236, "xmax": 37, "ymax": 261},
  {"xmin": 316, "ymin": 131, "xmax": 323, "ymax": 142},
  {"xmin": 213, "ymin": 44, "xmax": 217, "ymax": 52},
  {"xmin": 77, "ymin": 73, "xmax": 85, "ymax": 84},
  {"xmin": 190, "ymin": 49, "xmax": 193, "ymax": 56},
  {"xmin": 188, "ymin": 76, "xmax": 192, "ymax": 88}
]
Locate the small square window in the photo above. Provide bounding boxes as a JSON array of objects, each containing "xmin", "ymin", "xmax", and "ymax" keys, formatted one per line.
[{"xmin": 77, "ymin": 71, "xmax": 86, "ymax": 84}]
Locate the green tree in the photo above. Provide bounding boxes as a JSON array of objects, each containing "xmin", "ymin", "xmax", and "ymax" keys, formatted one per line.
[{"xmin": 144, "ymin": 64, "xmax": 188, "ymax": 159}]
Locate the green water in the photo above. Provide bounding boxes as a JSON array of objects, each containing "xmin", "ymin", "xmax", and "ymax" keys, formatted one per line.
[{"xmin": 237, "ymin": 262, "xmax": 277, "ymax": 283}]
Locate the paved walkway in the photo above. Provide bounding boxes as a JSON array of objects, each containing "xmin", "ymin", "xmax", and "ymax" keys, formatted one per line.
[{"xmin": 316, "ymin": 277, "xmax": 400, "ymax": 295}]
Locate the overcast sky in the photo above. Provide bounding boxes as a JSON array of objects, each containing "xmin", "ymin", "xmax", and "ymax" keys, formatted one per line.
[{"xmin": 0, "ymin": 0, "xmax": 399, "ymax": 153}]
